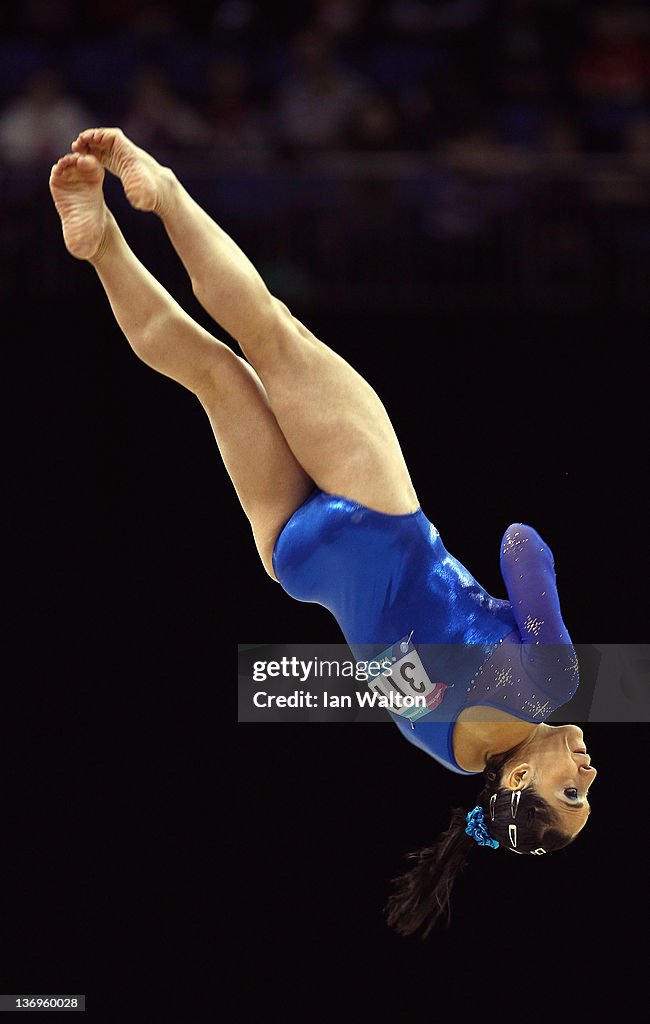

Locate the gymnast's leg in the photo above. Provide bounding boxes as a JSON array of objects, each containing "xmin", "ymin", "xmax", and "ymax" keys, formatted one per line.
[
  {"xmin": 49, "ymin": 151, "xmax": 313, "ymax": 577},
  {"xmin": 72, "ymin": 128, "xmax": 419, "ymax": 518}
]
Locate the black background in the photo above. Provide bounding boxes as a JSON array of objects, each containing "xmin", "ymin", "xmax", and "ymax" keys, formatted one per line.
[{"xmin": 2, "ymin": 256, "xmax": 647, "ymax": 1016}]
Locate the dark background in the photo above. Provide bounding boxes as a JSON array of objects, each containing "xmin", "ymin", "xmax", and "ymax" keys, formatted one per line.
[{"xmin": 1, "ymin": 1, "xmax": 648, "ymax": 1018}]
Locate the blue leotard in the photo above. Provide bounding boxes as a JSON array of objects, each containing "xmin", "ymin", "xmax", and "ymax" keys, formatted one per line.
[{"xmin": 272, "ymin": 489, "xmax": 578, "ymax": 774}]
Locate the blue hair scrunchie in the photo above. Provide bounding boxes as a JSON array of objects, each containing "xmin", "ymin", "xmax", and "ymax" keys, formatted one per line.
[{"xmin": 465, "ymin": 806, "xmax": 500, "ymax": 849}]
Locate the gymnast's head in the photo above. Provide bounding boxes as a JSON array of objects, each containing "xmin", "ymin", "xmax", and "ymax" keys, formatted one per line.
[{"xmin": 385, "ymin": 723, "xmax": 597, "ymax": 938}]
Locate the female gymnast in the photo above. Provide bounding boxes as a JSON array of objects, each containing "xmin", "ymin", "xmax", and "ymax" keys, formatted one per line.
[{"xmin": 49, "ymin": 128, "xmax": 597, "ymax": 937}]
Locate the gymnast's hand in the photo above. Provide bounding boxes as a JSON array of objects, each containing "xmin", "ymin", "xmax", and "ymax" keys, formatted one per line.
[{"xmin": 478, "ymin": 523, "xmax": 578, "ymax": 709}]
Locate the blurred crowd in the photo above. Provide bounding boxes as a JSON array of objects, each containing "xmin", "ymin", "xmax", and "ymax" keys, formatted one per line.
[
  {"xmin": 1, "ymin": 1, "xmax": 648, "ymax": 312},
  {"xmin": 0, "ymin": 0, "xmax": 649, "ymax": 165}
]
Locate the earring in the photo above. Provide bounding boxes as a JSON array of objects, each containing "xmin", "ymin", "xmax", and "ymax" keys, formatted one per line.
[
  {"xmin": 508, "ymin": 824, "xmax": 518, "ymax": 848},
  {"xmin": 530, "ymin": 848, "xmax": 546, "ymax": 856},
  {"xmin": 489, "ymin": 793, "xmax": 498, "ymax": 821},
  {"xmin": 511, "ymin": 790, "xmax": 521, "ymax": 818}
]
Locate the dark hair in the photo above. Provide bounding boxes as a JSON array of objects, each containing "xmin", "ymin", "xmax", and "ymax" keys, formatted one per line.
[{"xmin": 385, "ymin": 745, "xmax": 578, "ymax": 938}]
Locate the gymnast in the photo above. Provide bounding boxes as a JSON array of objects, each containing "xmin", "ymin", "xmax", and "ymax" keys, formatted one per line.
[{"xmin": 49, "ymin": 129, "xmax": 597, "ymax": 937}]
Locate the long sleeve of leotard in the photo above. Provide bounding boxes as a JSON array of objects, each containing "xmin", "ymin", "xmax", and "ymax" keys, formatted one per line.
[
  {"xmin": 463, "ymin": 522, "xmax": 579, "ymax": 714},
  {"xmin": 499, "ymin": 523, "xmax": 571, "ymax": 644}
]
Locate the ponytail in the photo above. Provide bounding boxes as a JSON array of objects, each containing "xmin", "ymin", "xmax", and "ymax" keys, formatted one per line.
[
  {"xmin": 385, "ymin": 745, "xmax": 576, "ymax": 937},
  {"xmin": 385, "ymin": 806, "xmax": 476, "ymax": 937}
]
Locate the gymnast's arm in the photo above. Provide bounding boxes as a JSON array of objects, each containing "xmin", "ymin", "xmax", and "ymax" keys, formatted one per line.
[{"xmin": 496, "ymin": 523, "xmax": 579, "ymax": 703}]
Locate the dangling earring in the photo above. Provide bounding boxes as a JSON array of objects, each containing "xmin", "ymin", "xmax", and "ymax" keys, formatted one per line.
[
  {"xmin": 511, "ymin": 790, "xmax": 521, "ymax": 818},
  {"xmin": 509, "ymin": 824, "xmax": 518, "ymax": 848}
]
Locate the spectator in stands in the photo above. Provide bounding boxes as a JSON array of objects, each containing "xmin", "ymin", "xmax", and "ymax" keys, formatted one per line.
[
  {"xmin": 572, "ymin": 4, "xmax": 650, "ymax": 151},
  {"xmin": 203, "ymin": 57, "xmax": 269, "ymax": 155},
  {"xmin": 272, "ymin": 25, "xmax": 371, "ymax": 152},
  {"xmin": 122, "ymin": 66, "xmax": 211, "ymax": 153},
  {"xmin": 0, "ymin": 69, "xmax": 91, "ymax": 165}
]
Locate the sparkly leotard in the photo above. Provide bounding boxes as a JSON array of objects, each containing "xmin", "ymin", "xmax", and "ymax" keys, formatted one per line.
[{"xmin": 272, "ymin": 489, "xmax": 578, "ymax": 774}]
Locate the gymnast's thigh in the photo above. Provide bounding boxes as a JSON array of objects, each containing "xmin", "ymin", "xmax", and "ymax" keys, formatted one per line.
[{"xmin": 255, "ymin": 313, "xmax": 420, "ymax": 515}]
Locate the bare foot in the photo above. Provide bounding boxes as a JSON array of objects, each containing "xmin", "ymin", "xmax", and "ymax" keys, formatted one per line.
[
  {"xmin": 72, "ymin": 127, "xmax": 171, "ymax": 214},
  {"xmin": 49, "ymin": 153, "xmax": 107, "ymax": 261}
]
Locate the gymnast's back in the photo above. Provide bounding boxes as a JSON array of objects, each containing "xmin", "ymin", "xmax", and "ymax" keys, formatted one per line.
[{"xmin": 272, "ymin": 489, "xmax": 579, "ymax": 774}]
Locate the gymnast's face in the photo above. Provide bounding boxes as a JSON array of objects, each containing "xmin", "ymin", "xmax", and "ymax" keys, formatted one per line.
[{"xmin": 505, "ymin": 724, "xmax": 597, "ymax": 836}]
